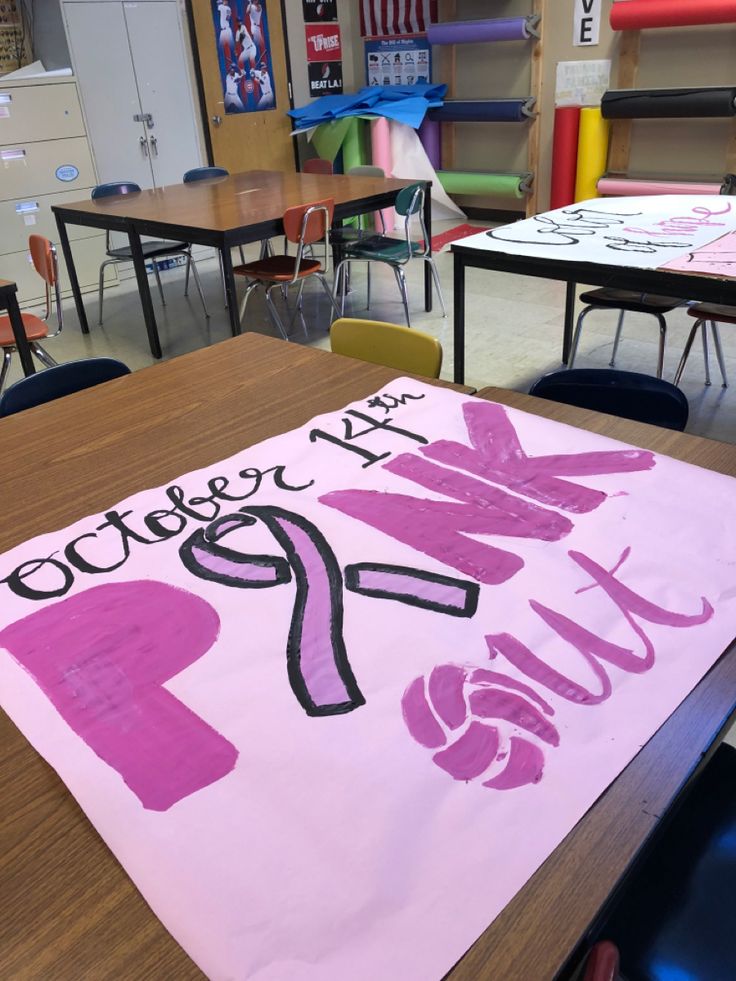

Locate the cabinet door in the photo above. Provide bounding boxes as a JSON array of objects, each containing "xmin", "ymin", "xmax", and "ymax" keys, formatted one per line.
[
  {"xmin": 123, "ymin": 1, "xmax": 204, "ymax": 189},
  {"xmin": 63, "ymin": 1, "xmax": 154, "ymax": 189}
]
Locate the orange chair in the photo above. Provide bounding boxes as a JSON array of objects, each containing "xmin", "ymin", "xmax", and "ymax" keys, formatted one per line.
[
  {"xmin": 234, "ymin": 198, "xmax": 341, "ymax": 338},
  {"xmin": 1, "ymin": 235, "xmax": 63, "ymax": 394},
  {"xmin": 303, "ymin": 158, "xmax": 334, "ymax": 175}
]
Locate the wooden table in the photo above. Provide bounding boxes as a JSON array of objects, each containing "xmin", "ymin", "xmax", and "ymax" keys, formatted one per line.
[
  {"xmin": 0, "ymin": 278, "xmax": 35, "ymax": 377},
  {"xmin": 52, "ymin": 171, "xmax": 434, "ymax": 359},
  {"xmin": 1, "ymin": 342, "xmax": 735, "ymax": 980}
]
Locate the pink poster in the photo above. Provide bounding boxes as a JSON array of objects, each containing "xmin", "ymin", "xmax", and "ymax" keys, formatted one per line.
[
  {"xmin": 661, "ymin": 228, "xmax": 736, "ymax": 278},
  {"xmin": 1, "ymin": 382, "xmax": 736, "ymax": 979}
]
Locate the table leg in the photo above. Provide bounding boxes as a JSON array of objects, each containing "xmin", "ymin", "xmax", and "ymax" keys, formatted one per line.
[
  {"xmin": 453, "ymin": 251, "xmax": 465, "ymax": 384},
  {"xmin": 424, "ymin": 184, "xmax": 433, "ymax": 313},
  {"xmin": 128, "ymin": 226, "xmax": 162, "ymax": 360},
  {"xmin": 562, "ymin": 281, "xmax": 576, "ymax": 365},
  {"xmin": 54, "ymin": 213, "xmax": 89, "ymax": 334},
  {"xmin": 221, "ymin": 245, "xmax": 241, "ymax": 337},
  {"xmin": 5, "ymin": 289, "xmax": 35, "ymax": 376}
]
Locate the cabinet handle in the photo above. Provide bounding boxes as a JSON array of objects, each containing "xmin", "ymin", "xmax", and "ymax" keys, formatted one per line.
[
  {"xmin": 139, "ymin": 135, "xmax": 149, "ymax": 157},
  {"xmin": 149, "ymin": 135, "xmax": 158, "ymax": 157}
]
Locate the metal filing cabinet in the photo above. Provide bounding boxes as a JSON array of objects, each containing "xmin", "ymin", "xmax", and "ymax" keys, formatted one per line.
[{"xmin": 0, "ymin": 74, "xmax": 110, "ymax": 305}]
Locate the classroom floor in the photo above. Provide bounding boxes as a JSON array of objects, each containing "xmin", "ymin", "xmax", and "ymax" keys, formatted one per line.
[{"xmin": 7, "ymin": 217, "xmax": 736, "ymax": 444}]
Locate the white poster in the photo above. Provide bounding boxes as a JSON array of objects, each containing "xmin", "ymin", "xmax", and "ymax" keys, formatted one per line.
[
  {"xmin": 574, "ymin": 0, "xmax": 601, "ymax": 46},
  {"xmin": 556, "ymin": 60, "xmax": 611, "ymax": 107}
]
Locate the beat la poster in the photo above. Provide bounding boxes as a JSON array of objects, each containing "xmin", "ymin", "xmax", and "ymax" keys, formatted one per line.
[{"xmin": 212, "ymin": 1, "xmax": 276, "ymax": 113}]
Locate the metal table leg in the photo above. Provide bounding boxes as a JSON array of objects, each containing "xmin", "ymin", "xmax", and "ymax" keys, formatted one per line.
[
  {"xmin": 563, "ymin": 281, "xmax": 577, "ymax": 365},
  {"xmin": 453, "ymin": 251, "xmax": 465, "ymax": 384},
  {"xmin": 2, "ymin": 284, "xmax": 35, "ymax": 376},
  {"xmin": 128, "ymin": 225, "xmax": 162, "ymax": 360},
  {"xmin": 424, "ymin": 183, "xmax": 433, "ymax": 313},
  {"xmin": 54, "ymin": 213, "xmax": 90, "ymax": 335},
  {"xmin": 221, "ymin": 244, "xmax": 241, "ymax": 337}
]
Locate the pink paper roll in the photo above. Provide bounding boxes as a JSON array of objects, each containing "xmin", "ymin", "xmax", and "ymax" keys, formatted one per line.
[
  {"xmin": 597, "ymin": 177, "xmax": 722, "ymax": 196},
  {"xmin": 371, "ymin": 117, "xmax": 395, "ymax": 232}
]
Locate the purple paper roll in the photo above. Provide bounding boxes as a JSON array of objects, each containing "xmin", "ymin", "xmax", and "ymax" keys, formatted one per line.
[
  {"xmin": 427, "ymin": 17, "xmax": 532, "ymax": 45},
  {"xmin": 419, "ymin": 117, "xmax": 441, "ymax": 170}
]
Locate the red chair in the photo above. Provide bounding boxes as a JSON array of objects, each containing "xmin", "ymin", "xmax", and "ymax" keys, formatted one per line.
[
  {"xmin": 234, "ymin": 198, "xmax": 341, "ymax": 338},
  {"xmin": 1, "ymin": 235, "xmax": 63, "ymax": 394},
  {"xmin": 303, "ymin": 158, "xmax": 334, "ymax": 175}
]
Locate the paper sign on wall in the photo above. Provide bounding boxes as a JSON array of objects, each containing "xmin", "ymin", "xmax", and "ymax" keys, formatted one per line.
[
  {"xmin": 302, "ymin": 0, "xmax": 337, "ymax": 20},
  {"xmin": 556, "ymin": 60, "xmax": 611, "ymax": 107},
  {"xmin": 574, "ymin": 0, "xmax": 601, "ymax": 46}
]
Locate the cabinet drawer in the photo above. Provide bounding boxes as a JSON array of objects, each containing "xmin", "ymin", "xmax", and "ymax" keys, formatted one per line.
[
  {"xmin": 1, "ymin": 235, "xmax": 111, "ymax": 307},
  {"xmin": 0, "ymin": 188, "xmax": 101, "ymax": 256},
  {"xmin": 0, "ymin": 137, "xmax": 96, "ymax": 200},
  {"xmin": 0, "ymin": 83, "xmax": 85, "ymax": 144}
]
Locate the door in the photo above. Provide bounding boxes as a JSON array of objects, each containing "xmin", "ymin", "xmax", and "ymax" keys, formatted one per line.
[
  {"xmin": 123, "ymin": 1, "xmax": 204, "ymax": 187},
  {"xmin": 189, "ymin": 0, "xmax": 295, "ymax": 174},
  {"xmin": 63, "ymin": 1, "xmax": 153, "ymax": 188}
]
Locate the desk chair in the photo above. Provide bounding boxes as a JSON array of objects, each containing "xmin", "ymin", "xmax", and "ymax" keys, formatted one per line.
[
  {"xmin": 331, "ymin": 165, "xmax": 387, "ymax": 306},
  {"xmin": 0, "ymin": 235, "xmax": 63, "ymax": 394},
  {"xmin": 334, "ymin": 182, "xmax": 446, "ymax": 327},
  {"xmin": 330, "ymin": 317, "xmax": 442, "ymax": 378},
  {"xmin": 568, "ymin": 289, "xmax": 685, "ymax": 378},
  {"xmin": 529, "ymin": 368, "xmax": 689, "ymax": 431},
  {"xmin": 674, "ymin": 302, "xmax": 730, "ymax": 387},
  {"xmin": 92, "ymin": 181, "xmax": 209, "ymax": 325},
  {"xmin": 234, "ymin": 198, "xmax": 341, "ymax": 339},
  {"xmin": 0, "ymin": 357, "xmax": 130, "ymax": 416},
  {"xmin": 303, "ymin": 158, "xmax": 334, "ymax": 175}
]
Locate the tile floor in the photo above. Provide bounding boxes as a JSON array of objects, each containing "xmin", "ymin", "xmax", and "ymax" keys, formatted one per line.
[{"xmin": 6, "ymin": 218, "xmax": 736, "ymax": 444}]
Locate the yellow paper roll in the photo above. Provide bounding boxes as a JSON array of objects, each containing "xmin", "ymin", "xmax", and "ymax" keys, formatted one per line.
[{"xmin": 574, "ymin": 107, "xmax": 610, "ymax": 203}]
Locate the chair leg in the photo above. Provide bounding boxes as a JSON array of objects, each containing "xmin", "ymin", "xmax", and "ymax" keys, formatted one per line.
[
  {"xmin": 393, "ymin": 265, "xmax": 411, "ymax": 327},
  {"xmin": 609, "ymin": 309, "xmax": 625, "ymax": 366},
  {"xmin": 0, "ymin": 348, "xmax": 11, "ymax": 394},
  {"xmin": 97, "ymin": 260, "xmax": 109, "ymax": 326},
  {"xmin": 152, "ymin": 262, "xmax": 166, "ymax": 307},
  {"xmin": 316, "ymin": 272, "xmax": 344, "ymax": 322},
  {"xmin": 30, "ymin": 342, "xmax": 58, "ymax": 368},
  {"xmin": 238, "ymin": 279, "xmax": 261, "ymax": 328},
  {"xmin": 219, "ymin": 251, "xmax": 229, "ymax": 309},
  {"xmin": 187, "ymin": 253, "xmax": 210, "ymax": 320},
  {"xmin": 426, "ymin": 257, "xmax": 447, "ymax": 317},
  {"xmin": 711, "ymin": 320, "xmax": 729, "ymax": 387},
  {"xmin": 655, "ymin": 314, "xmax": 667, "ymax": 379},
  {"xmin": 674, "ymin": 320, "xmax": 700, "ymax": 386},
  {"xmin": 701, "ymin": 320, "xmax": 711, "ymax": 386},
  {"xmin": 367, "ymin": 264, "xmax": 371, "ymax": 310},
  {"xmin": 568, "ymin": 305, "xmax": 593, "ymax": 369},
  {"xmin": 265, "ymin": 285, "xmax": 289, "ymax": 340},
  {"xmin": 184, "ymin": 253, "xmax": 192, "ymax": 296}
]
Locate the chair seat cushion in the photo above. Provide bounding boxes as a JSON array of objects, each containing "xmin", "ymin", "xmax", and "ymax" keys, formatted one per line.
[
  {"xmin": 579, "ymin": 288, "xmax": 683, "ymax": 313},
  {"xmin": 107, "ymin": 240, "xmax": 188, "ymax": 260},
  {"xmin": 0, "ymin": 313, "xmax": 49, "ymax": 346},
  {"xmin": 343, "ymin": 235, "xmax": 424, "ymax": 262},
  {"xmin": 233, "ymin": 255, "xmax": 322, "ymax": 282},
  {"xmin": 687, "ymin": 302, "xmax": 736, "ymax": 324}
]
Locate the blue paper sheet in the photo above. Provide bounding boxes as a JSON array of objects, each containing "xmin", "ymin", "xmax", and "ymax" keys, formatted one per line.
[{"xmin": 288, "ymin": 84, "xmax": 447, "ymax": 131}]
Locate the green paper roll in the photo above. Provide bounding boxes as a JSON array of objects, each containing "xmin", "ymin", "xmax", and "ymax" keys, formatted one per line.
[
  {"xmin": 438, "ymin": 171, "xmax": 527, "ymax": 199},
  {"xmin": 311, "ymin": 118, "xmax": 354, "ymax": 163},
  {"xmin": 342, "ymin": 118, "xmax": 367, "ymax": 172}
]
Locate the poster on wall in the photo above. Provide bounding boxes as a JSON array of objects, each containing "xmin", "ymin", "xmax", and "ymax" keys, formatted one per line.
[
  {"xmin": 308, "ymin": 60, "xmax": 343, "ymax": 97},
  {"xmin": 365, "ymin": 37, "xmax": 431, "ymax": 87},
  {"xmin": 305, "ymin": 23, "xmax": 342, "ymax": 97},
  {"xmin": 212, "ymin": 0, "xmax": 276, "ymax": 113},
  {"xmin": 302, "ymin": 0, "xmax": 337, "ymax": 21},
  {"xmin": 574, "ymin": 0, "xmax": 601, "ymax": 46}
]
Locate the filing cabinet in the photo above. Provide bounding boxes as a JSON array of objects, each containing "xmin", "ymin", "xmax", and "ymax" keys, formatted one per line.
[{"xmin": 0, "ymin": 75, "xmax": 110, "ymax": 305}]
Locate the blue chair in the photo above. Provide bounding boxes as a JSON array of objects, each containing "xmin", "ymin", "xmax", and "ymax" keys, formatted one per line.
[
  {"xmin": 333, "ymin": 182, "xmax": 446, "ymax": 327},
  {"xmin": 0, "ymin": 357, "xmax": 130, "ymax": 417},
  {"xmin": 92, "ymin": 181, "xmax": 209, "ymax": 325},
  {"xmin": 182, "ymin": 167, "xmax": 229, "ymax": 183},
  {"xmin": 529, "ymin": 368, "xmax": 689, "ymax": 431}
]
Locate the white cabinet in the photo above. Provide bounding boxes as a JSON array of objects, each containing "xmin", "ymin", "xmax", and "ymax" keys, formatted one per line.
[{"xmin": 63, "ymin": 0, "xmax": 205, "ymax": 191}]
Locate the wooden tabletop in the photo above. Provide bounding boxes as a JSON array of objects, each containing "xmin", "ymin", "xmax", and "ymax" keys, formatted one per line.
[
  {"xmin": 51, "ymin": 170, "xmax": 415, "ymax": 235},
  {"xmin": 2, "ymin": 352, "xmax": 735, "ymax": 980},
  {"xmin": 0, "ymin": 278, "xmax": 18, "ymax": 294}
]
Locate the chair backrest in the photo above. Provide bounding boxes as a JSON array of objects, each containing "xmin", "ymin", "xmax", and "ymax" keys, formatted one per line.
[
  {"xmin": 347, "ymin": 165, "xmax": 386, "ymax": 178},
  {"xmin": 183, "ymin": 166, "xmax": 229, "ymax": 183},
  {"xmin": 0, "ymin": 357, "xmax": 131, "ymax": 417},
  {"xmin": 283, "ymin": 197, "xmax": 334, "ymax": 247},
  {"xmin": 91, "ymin": 181, "xmax": 142, "ymax": 200},
  {"xmin": 330, "ymin": 318, "xmax": 442, "ymax": 378},
  {"xmin": 395, "ymin": 182, "xmax": 424, "ymax": 216},
  {"xmin": 28, "ymin": 234, "xmax": 55, "ymax": 286},
  {"xmin": 303, "ymin": 158, "xmax": 334, "ymax": 175},
  {"xmin": 529, "ymin": 368, "xmax": 689, "ymax": 431},
  {"xmin": 720, "ymin": 173, "xmax": 736, "ymax": 195}
]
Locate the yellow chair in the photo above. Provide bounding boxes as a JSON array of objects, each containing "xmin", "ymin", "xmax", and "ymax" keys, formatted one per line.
[{"xmin": 330, "ymin": 318, "xmax": 442, "ymax": 378}]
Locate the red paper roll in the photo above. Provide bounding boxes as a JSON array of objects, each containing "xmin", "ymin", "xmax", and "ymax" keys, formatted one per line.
[
  {"xmin": 550, "ymin": 107, "xmax": 580, "ymax": 210},
  {"xmin": 611, "ymin": 0, "xmax": 736, "ymax": 31}
]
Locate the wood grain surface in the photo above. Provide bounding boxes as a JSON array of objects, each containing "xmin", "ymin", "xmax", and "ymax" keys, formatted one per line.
[{"xmin": 1, "ymin": 348, "xmax": 735, "ymax": 980}]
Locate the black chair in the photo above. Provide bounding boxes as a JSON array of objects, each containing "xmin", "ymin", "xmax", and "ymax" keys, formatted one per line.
[
  {"xmin": 92, "ymin": 181, "xmax": 209, "ymax": 325},
  {"xmin": 580, "ymin": 743, "xmax": 736, "ymax": 981},
  {"xmin": 529, "ymin": 368, "xmax": 689, "ymax": 431},
  {"xmin": 0, "ymin": 357, "xmax": 130, "ymax": 417}
]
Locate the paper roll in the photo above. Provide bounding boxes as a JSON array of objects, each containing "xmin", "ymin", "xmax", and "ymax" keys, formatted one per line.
[
  {"xmin": 341, "ymin": 117, "xmax": 366, "ymax": 172},
  {"xmin": 602, "ymin": 87, "xmax": 736, "ymax": 119},
  {"xmin": 598, "ymin": 177, "xmax": 722, "ymax": 197},
  {"xmin": 550, "ymin": 107, "xmax": 580, "ymax": 210},
  {"xmin": 427, "ymin": 17, "xmax": 535, "ymax": 45},
  {"xmin": 418, "ymin": 117, "xmax": 441, "ymax": 170},
  {"xmin": 574, "ymin": 108, "xmax": 610, "ymax": 203},
  {"xmin": 438, "ymin": 172, "xmax": 528, "ymax": 199},
  {"xmin": 429, "ymin": 99, "xmax": 533, "ymax": 123},
  {"xmin": 611, "ymin": 0, "xmax": 736, "ymax": 31},
  {"xmin": 371, "ymin": 117, "xmax": 394, "ymax": 231}
]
